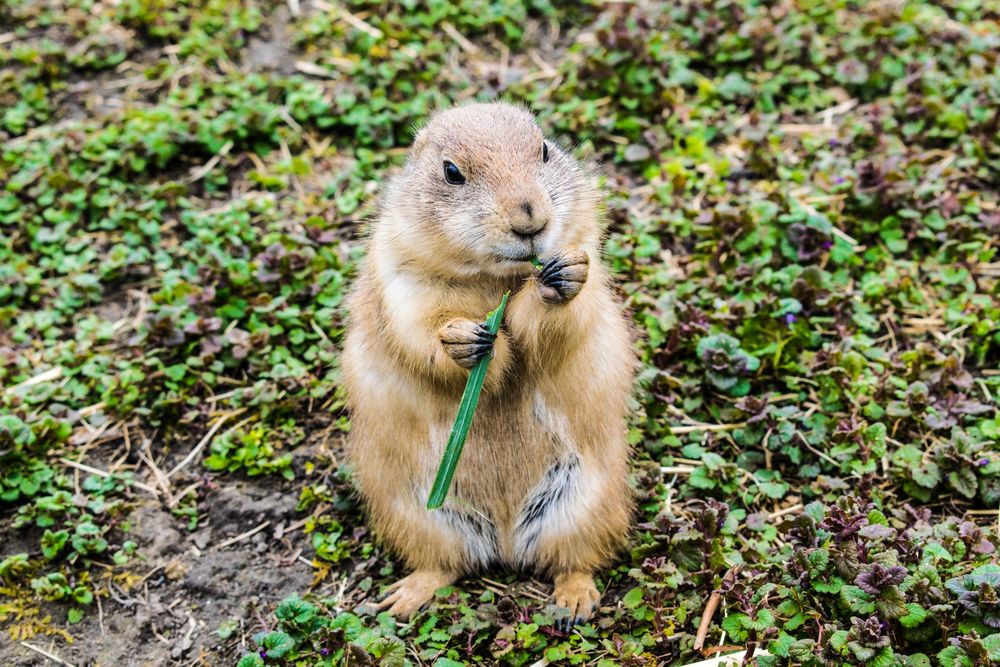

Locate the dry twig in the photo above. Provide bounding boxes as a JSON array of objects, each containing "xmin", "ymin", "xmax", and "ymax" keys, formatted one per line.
[
  {"xmin": 694, "ymin": 567, "xmax": 740, "ymax": 651},
  {"xmin": 18, "ymin": 642, "xmax": 76, "ymax": 667},
  {"xmin": 215, "ymin": 521, "xmax": 271, "ymax": 550},
  {"xmin": 59, "ymin": 457, "xmax": 158, "ymax": 495},
  {"xmin": 166, "ymin": 409, "xmax": 246, "ymax": 479}
]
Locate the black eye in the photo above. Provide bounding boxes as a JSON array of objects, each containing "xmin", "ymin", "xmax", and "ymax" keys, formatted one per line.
[
  {"xmin": 443, "ymin": 161, "xmax": 465, "ymax": 185},
  {"xmin": 542, "ymin": 142, "xmax": 549, "ymax": 163}
]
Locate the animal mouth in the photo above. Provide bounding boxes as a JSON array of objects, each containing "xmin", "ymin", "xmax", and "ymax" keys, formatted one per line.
[
  {"xmin": 493, "ymin": 244, "xmax": 536, "ymax": 263},
  {"xmin": 494, "ymin": 252, "xmax": 534, "ymax": 263},
  {"xmin": 492, "ymin": 233, "xmax": 542, "ymax": 264}
]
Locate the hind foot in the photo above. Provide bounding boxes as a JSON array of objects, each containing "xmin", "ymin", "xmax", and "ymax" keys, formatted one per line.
[
  {"xmin": 552, "ymin": 571, "xmax": 600, "ymax": 630},
  {"xmin": 374, "ymin": 569, "xmax": 457, "ymax": 619}
]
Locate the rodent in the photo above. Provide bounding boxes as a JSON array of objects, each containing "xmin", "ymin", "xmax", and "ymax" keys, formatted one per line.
[{"xmin": 342, "ymin": 102, "xmax": 635, "ymax": 625}]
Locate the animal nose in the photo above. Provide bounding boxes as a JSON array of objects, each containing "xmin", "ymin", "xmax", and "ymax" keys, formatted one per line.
[{"xmin": 511, "ymin": 200, "xmax": 546, "ymax": 237}]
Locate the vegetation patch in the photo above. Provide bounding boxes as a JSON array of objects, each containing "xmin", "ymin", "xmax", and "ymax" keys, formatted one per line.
[{"xmin": 1, "ymin": 0, "xmax": 998, "ymax": 665}]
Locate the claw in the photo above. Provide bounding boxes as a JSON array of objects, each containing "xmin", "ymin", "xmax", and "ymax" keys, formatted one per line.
[
  {"xmin": 439, "ymin": 318, "xmax": 497, "ymax": 368},
  {"xmin": 536, "ymin": 251, "xmax": 588, "ymax": 304},
  {"xmin": 553, "ymin": 609, "xmax": 571, "ymax": 633},
  {"xmin": 539, "ymin": 256, "xmax": 563, "ymax": 282},
  {"xmin": 549, "ymin": 279, "xmax": 572, "ymax": 292},
  {"xmin": 450, "ymin": 341, "xmax": 494, "ymax": 368},
  {"xmin": 373, "ymin": 590, "xmax": 400, "ymax": 611},
  {"xmin": 473, "ymin": 327, "xmax": 497, "ymax": 344}
]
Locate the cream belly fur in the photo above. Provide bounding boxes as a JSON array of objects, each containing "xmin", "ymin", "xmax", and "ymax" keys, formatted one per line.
[{"xmin": 343, "ymin": 102, "xmax": 634, "ymax": 624}]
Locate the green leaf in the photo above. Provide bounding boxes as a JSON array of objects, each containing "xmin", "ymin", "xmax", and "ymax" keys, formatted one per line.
[
  {"xmin": 369, "ymin": 636, "xmax": 406, "ymax": 665},
  {"xmin": 275, "ymin": 596, "xmax": 316, "ymax": 625},
  {"xmin": 545, "ymin": 646, "xmax": 567, "ymax": 661},
  {"xmin": 72, "ymin": 586, "xmax": 93, "ymax": 605},
  {"xmin": 163, "ymin": 364, "xmax": 187, "ymax": 381},
  {"xmin": 331, "ymin": 612, "xmax": 364, "ymax": 641},
  {"xmin": 0, "ymin": 554, "xmax": 29, "ymax": 581},
  {"xmin": 807, "ymin": 548, "xmax": 830, "ymax": 573},
  {"xmin": 813, "ymin": 577, "xmax": 844, "ymax": 594},
  {"xmin": 949, "ymin": 468, "xmax": 978, "ymax": 499},
  {"xmin": 899, "ymin": 603, "xmax": 928, "ymax": 628},
  {"xmin": 71, "ymin": 521, "xmax": 108, "ymax": 555},
  {"xmin": 259, "ymin": 630, "xmax": 295, "ymax": 658},
  {"xmin": 984, "ymin": 634, "xmax": 1000, "ymax": 661},
  {"xmin": 877, "ymin": 587, "xmax": 908, "ymax": 619},
  {"xmin": 840, "ymin": 585, "xmax": 875, "ymax": 614},
  {"xmin": 828, "ymin": 629, "xmax": 849, "ymax": 652},
  {"xmin": 717, "ymin": 72, "xmax": 752, "ymax": 99},
  {"xmin": 757, "ymin": 480, "xmax": 788, "ymax": 499},
  {"xmin": 867, "ymin": 509, "xmax": 888, "ymax": 526},
  {"xmin": 622, "ymin": 587, "xmax": 644, "ymax": 609},
  {"xmin": 788, "ymin": 639, "xmax": 818, "ymax": 660},
  {"xmin": 936, "ymin": 646, "xmax": 968, "ymax": 665},
  {"xmin": 217, "ymin": 620, "xmax": 239, "ymax": 640},
  {"xmin": 721, "ymin": 613, "xmax": 750, "ymax": 641},
  {"xmin": 766, "ymin": 632, "xmax": 795, "ymax": 658},
  {"xmin": 913, "ymin": 461, "xmax": 942, "ymax": 489},
  {"xmin": 41, "ymin": 529, "xmax": 69, "ymax": 559},
  {"xmin": 688, "ymin": 466, "xmax": 717, "ymax": 489},
  {"xmin": 750, "ymin": 609, "xmax": 776, "ymax": 631},
  {"xmin": 427, "ymin": 292, "xmax": 510, "ymax": 509},
  {"xmin": 784, "ymin": 613, "xmax": 807, "ymax": 630},
  {"xmin": 868, "ymin": 646, "xmax": 896, "ymax": 667}
]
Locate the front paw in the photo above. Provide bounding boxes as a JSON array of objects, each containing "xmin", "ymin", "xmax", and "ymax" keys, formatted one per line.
[
  {"xmin": 438, "ymin": 318, "xmax": 496, "ymax": 369},
  {"xmin": 537, "ymin": 250, "xmax": 589, "ymax": 304}
]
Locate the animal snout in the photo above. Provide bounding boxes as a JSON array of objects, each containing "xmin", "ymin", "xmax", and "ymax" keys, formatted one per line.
[{"xmin": 510, "ymin": 200, "xmax": 547, "ymax": 237}]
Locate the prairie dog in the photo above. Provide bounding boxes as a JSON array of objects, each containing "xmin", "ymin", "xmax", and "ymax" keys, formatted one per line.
[{"xmin": 343, "ymin": 103, "xmax": 634, "ymax": 624}]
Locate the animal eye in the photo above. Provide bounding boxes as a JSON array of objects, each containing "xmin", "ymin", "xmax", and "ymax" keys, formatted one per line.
[
  {"xmin": 443, "ymin": 161, "xmax": 465, "ymax": 185},
  {"xmin": 542, "ymin": 142, "xmax": 550, "ymax": 163}
]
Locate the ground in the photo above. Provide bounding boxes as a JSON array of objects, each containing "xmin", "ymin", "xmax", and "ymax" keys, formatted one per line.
[{"xmin": 1, "ymin": 1, "xmax": 999, "ymax": 666}]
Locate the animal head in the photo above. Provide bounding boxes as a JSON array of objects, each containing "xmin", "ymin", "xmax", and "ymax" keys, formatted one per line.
[{"xmin": 381, "ymin": 103, "xmax": 598, "ymax": 278}]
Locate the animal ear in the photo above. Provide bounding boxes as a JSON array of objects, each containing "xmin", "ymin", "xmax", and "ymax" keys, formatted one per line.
[{"xmin": 411, "ymin": 127, "xmax": 430, "ymax": 157}]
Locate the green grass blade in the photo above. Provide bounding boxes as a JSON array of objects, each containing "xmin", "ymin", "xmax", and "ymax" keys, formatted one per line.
[{"xmin": 426, "ymin": 291, "xmax": 510, "ymax": 509}]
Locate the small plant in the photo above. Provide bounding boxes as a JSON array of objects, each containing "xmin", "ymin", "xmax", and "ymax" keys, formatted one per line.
[
  {"xmin": 695, "ymin": 334, "xmax": 761, "ymax": 397},
  {"xmin": 937, "ymin": 632, "xmax": 1000, "ymax": 666},
  {"xmin": 947, "ymin": 565, "xmax": 1000, "ymax": 631},
  {"xmin": 236, "ymin": 596, "xmax": 407, "ymax": 666},
  {"xmin": 203, "ymin": 427, "xmax": 295, "ymax": 479}
]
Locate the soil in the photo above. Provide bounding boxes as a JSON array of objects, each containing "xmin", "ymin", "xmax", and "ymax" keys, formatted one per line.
[{"xmin": 5, "ymin": 474, "xmax": 319, "ymax": 666}]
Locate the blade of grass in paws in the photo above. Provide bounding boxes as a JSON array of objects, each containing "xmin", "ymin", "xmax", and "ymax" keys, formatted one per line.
[{"xmin": 426, "ymin": 291, "xmax": 510, "ymax": 510}]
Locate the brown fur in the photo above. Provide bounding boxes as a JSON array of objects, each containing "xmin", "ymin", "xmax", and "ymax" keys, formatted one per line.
[{"xmin": 343, "ymin": 103, "xmax": 635, "ymax": 622}]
